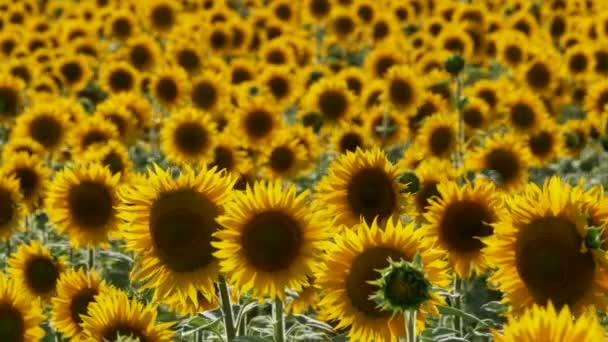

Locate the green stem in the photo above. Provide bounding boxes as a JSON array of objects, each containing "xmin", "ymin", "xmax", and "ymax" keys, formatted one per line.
[
  {"xmin": 273, "ymin": 297, "xmax": 285, "ymax": 342},
  {"xmin": 218, "ymin": 279, "xmax": 236, "ymax": 341},
  {"xmin": 453, "ymin": 277, "xmax": 463, "ymax": 335},
  {"xmin": 406, "ymin": 310, "xmax": 417, "ymax": 342},
  {"xmin": 88, "ymin": 248, "xmax": 95, "ymax": 272},
  {"xmin": 380, "ymin": 107, "xmax": 392, "ymax": 147},
  {"xmin": 454, "ymin": 75, "xmax": 465, "ymax": 169}
]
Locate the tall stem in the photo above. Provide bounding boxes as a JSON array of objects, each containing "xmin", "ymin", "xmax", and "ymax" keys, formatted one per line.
[
  {"xmin": 453, "ymin": 277, "xmax": 463, "ymax": 335},
  {"xmin": 273, "ymin": 297, "xmax": 285, "ymax": 342},
  {"xmin": 88, "ymin": 248, "xmax": 95, "ymax": 272},
  {"xmin": 218, "ymin": 279, "xmax": 236, "ymax": 341},
  {"xmin": 454, "ymin": 75, "xmax": 465, "ymax": 169},
  {"xmin": 406, "ymin": 310, "xmax": 417, "ymax": 342}
]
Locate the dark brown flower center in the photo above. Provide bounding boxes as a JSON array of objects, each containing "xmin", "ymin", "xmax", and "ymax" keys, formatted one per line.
[
  {"xmin": 13, "ymin": 167, "xmax": 38, "ymax": 200},
  {"xmin": 511, "ymin": 103, "xmax": 535, "ymax": 129},
  {"xmin": 318, "ymin": 90, "xmax": 348, "ymax": 121},
  {"xmin": 0, "ymin": 304, "xmax": 24, "ymax": 342},
  {"xmin": 0, "ymin": 87, "xmax": 19, "ymax": 117},
  {"xmin": 339, "ymin": 132, "xmax": 363, "ymax": 153},
  {"xmin": 151, "ymin": 5, "xmax": 174, "ymax": 31},
  {"xmin": 389, "ymin": 78, "xmax": 414, "ymax": 108},
  {"xmin": 60, "ymin": 62, "xmax": 83, "ymax": 84},
  {"xmin": 429, "ymin": 126, "xmax": 454, "ymax": 157},
  {"xmin": 415, "ymin": 181, "xmax": 440, "ymax": 213},
  {"xmin": 174, "ymin": 122, "xmax": 208, "ymax": 156},
  {"xmin": 156, "ymin": 78, "xmax": 178, "ymax": 103},
  {"xmin": 109, "ymin": 69, "xmax": 134, "ymax": 92},
  {"xmin": 269, "ymin": 146, "xmax": 295, "ymax": 173},
  {"xmin": 244, "ymin": 110, "xmax": 273, "ymax": 139},
  {"xmin": 484, "ymin": 148, "xmax": 520, "ymax": 186},
  {"xmin": 439, "ymin": 200, "xmax": 494, "ymax": 253},
  {"xmin": 191, "ymin": 81, "xmax": 217, "ymax": 111},
  {"xmin": 30, "ymin": 115, "xmax": 62, "ymax": 148},
  {"xmin": 68, "ymin": 181, "xmax": 114, "ymax": 229},
  {"xmin": 69, "ymin": 288, "xmax": 98, "ymax": 325},
  {"xmin": 526, "ymin": 62, "xmax": 551, "ymax": 90},
  {"xmin": 177, "ymin": 49, "xmax": 200, "ymax": 73},
  {"xmin": 347, "ymin": 167, "xmax": 397, "ymax": 224},
  {"xmin": 25, "ymin": 256, "xmax": 59, "ymax": 295}
]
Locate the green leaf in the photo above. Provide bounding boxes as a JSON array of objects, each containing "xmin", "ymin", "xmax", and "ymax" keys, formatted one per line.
[
  {"xmin": 438, "ymin": 306, "xmax": 492, "ymax": 328},
  {"xmin": 233, "ymin": 337, "xmax": 270, "ymax": 342}
]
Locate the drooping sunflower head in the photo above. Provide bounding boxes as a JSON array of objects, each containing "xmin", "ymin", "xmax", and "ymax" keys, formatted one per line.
[
  {"xmin": 160, "ymin": 107, "xmax": 217, "ymax": 166},
  {"xmin": 467, "ymin": 132, "xmax": 531, "ymax": 191},
  {"xmin": 99, "ymin": 61, "xmax": 140, "ymax": 95},
  {"xmin": 119, "ymin": 165, "xmax": 234, "ymax": 303},
  {"xmin": 501, "ymin": 90, "xmax": 550, "ymax": 134},
  {"xmin": 214, "ymin": 181, "xmax": 329, "ymax": 300},
  {"xmin": 414, "ymin": 113, "xmax": 458, "ymax": 160},
  {"xmin": 68, "ymin": 116, "xmax": 119, "ymax": 156},
  {"xmin": 1, "ymin": 153, "xmax": 50, "ymax": 212},
  {"xmin": 12, "ymin": 104, "xmax": 71, "ymax": 154},
  {"xmin": 190, "ymin": 71, "xmax": 229, "ymax": 114},
  {"xmin": 0, "ymin": 74, "xmax": 24, "ymax": 121},
  {"xmin": 487, "ymin": 177, "xmax": 608, "ymax": 314},
  {"xmin": 83, "ymin": 140, "xmax": 133, "ymax": 181},
  {"xmin": 81, "ymin": 287, "xmax": 175, "ymax": 342},
  {"xmin": 260, "ymin": 130, "xmax": 309, "ymax": 179},
  {"xmin": 303, "ymin": 78, "xmax": 355, "ymax": 127},
  {"xmin": 47, "ymin": 163, "xmax": 120, "ymax": 249},
  {"xmin": 0, "ymin": 272, "xmax": 45, "ymax": 341},
  {"xmin": 494, "ymin": 303, "xmax": 605, "ymax": 342},
  {"xmin": 7, "ymin": 240, "xmax": 65, "ymax": 301},
  {"xmin": 316, "ymin": 148, "xmax": 405, "ymax": 227},
  {"xmin": 421, "ymin": 180, "xmax": 505, "ymax": 277},
  {"xmin": 237, "ymin": 96, "xmax": 282, "ymax": 146},
  {"xmin": 51, "ymin": 268, "xmax": 109, "ymax": 341},
  {"xmin": 316, "ymin": 219, "xmax": 450, "ymax": 342},
  {"xmin": 151, "ymin": 65, "xmax": 190, "ymax": 110}
]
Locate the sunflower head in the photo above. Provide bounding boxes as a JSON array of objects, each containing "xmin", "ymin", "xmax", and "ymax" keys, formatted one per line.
[
  {"xmin": 261, "ymin": 130, "xmax": 309, "ymax": 179},
  {"xmin": 144, "ymin": 0, "xmax": 180, "ymax": 34},
  {"xmin": 303, "ymin": 78, "xmax": 354, "ymax": 128},
  {"xmin": 68, "ymin": 116, "xmax": 119, "ymax": 156},
  {"xmin": 1, "ymin": 153, "xmax": 51, "ymax": 212},
  {"xmin": 0, "ymin": 273, "xmax": 45, "ymax": 341},
  {"xmin": 13, "ymin": 105, "xmax": 71, "ymax": 153},
  {"xmin": 83, "ymin": 140, "xmax": 133, "ymax": 180},
  {"xmin": 237, "ymin": 96, "xmax": 282, "ymax": 146},
  {"xmin": 99, "ymin": 61, "xmax": 140, "ymax": 95},
  {"xmin": 151, "ymin": 65, "xmax": 190, "ymax": 110},
  {"xmin": 190, "ymin": 71, "xmax": 229, "ymax": 114},
  {"xmin": 414, "ymin": 113, "xmax": 457, "ymax": 160},
  {"xmin": 0, "ymin": 175, "xmax": 25, "ymax": 241},
  {"xmin": 0, "ymin": 75, "xmax": 24, "ymax": 121}
]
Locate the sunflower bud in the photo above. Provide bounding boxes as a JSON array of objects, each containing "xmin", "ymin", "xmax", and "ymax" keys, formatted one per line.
[
  {"xmin": 585, "ymin": 226, "xmax": 604, "ymax": 251},
  {"xmin": 371, "ymin": 256, "xmax": 431, "ymax": 313},
  {"xmin": 564, "ymin": 132, "xmax": 580, "ymax": 149},
  {"xmin": 399, "ymin": 172, "xmax": 420, "ymax": 194},
  {"xmin": 444, "ymin": 55, "xmax": 465, "ymax": 76}
]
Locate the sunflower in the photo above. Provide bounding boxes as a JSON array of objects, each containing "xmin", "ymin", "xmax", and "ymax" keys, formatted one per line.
[
  {"xmin": 591, "ymin": 43, "xmax": 608, "ymax": 78},
  {"xmin": 315, "ymin": 219, "xmax": 449, "ymax": 342},
  {"xmin": 236, "ymin": 96, "xmax": 282, "ymax": 146},
  {"xmin": 501, "ymin": 90, "xmax": 550, "ymax": 134},
  {"xmin": 6, "ymin": 59, "xmax": 37, "ymax": 87},
  {"xmin": 302, "ymin": 0, "xmax": 333, "ymax": 24},
  {"xmin": 205, "ymin": 23, "xmax": 232, "ymax": 54},
  {"xmin": 564, "ymin": 44, "xmax": 595, "ymax": 82},
  {"xmin": 124, "ymin": 34, "xmax": 161, "ymax": 72},
  {"xmin": 151, "ymin": 65, "xmax": 190, "ymax": 111},
  {"xmin": 110, "ymin": 92, "xmax": 155, "ymax": 132},
  {"xmin": 486, "ymin": 177, "xmax": 608, "ymax": 314},
  {"xmin": 421, "ymin": 180, "xmax": 505, "ymax": 277},
  {"xmin": 462, "ymin": 97, "xmax": 490, "ymax": 132},
  {"xmin": 436, "ymin": 23, "xmax": 474, "ymax": 59},
  {"xmin": 464, "ymin": 78, "xmax": 509, "ymax": 114},
  {"xmin": 413, "ymin": 113, "xmax": 458, "ymax": 160},
  {"xmin": 0, "ymin": 75, "xmax": 24, "ymax": 121},
  {"xmin": 68, "ymin": 116, "xmax": 119, "ymax": 156},
  {"xmin": 229, "ymin": 58, "xmax": 256, "ymax": 86},
  {"xmin": 408, "ymin": 92, "xmax": 448, "ymax": 135},
  {"xmin": 494, "ymin": 303, "xmax": 605, "ymax": 342},
  {"xmin": 1, "ymin": 137, "xmax": 44, "ymax": 160},
  {"xmin": 496, "ymin": 30, "xmax": 529, "ymax": 69},
  {"xmin": 0, "ymin": 174, "xmax": 24, "ymax": 241},
  {"xmin": 160, "ymin": 107, "xmax": 217, "ymax": 166},
  {"xmin": 30, "ymin": 75, "xmax": 59, "ymax": 95},
  {"xmin": 382, "ymin": 65, "xmax": 423, "ymax": 113},
  {"xmin": 584, "ymin": 78, "xmax": 608, "ymax": 119},
  {"xmin": 508, "ymin": 11, "xmax": 538, "ymax": 37},
  {"xmin": 143, "ymin": 0, "xmax": 180, "ymax": 34},
  {"xmin": 260, "ymin": 131, "xmax": 308, "ymax": 179},
  {"xmin": 83, "ymin": 140, "xmax": 133, "ymax": 180},
  {"xmin": 190, "ymin": 71, "xmax": 229, "ymax": 114},
  {"xmin": 106, "ymin": 9, "xmax": 139, "ymax": 41},
  {"xmin": 169, "ymin": 39, "xmax": 202, "ymax": 75},
  {"xmin": 206, "ymin": 133, "xmax": 248, "ymax": 174},
  {"xmin": 0, "ymin": 30, "xmax": 20, "ymax": 59},
  {"xmin": 516, "ymin": 53, "xmax": 560, "ymax": 95},
  {"xmin": 47, "ymin": 164, "xmax": 120, "ymax": 248},
  {"xmin": 331, "ymin": 124, "xmax": 369, "ymax": 154},
  {"xmin": 259, "ymin": 65, "xmax": 301, "ymax": 107},
  {"xmin": 302, "ymin": 78, "xmax": 354, "ymax": 127},
  {"xmin": 55, "ymin": 55, "xmax": 92, "ymax": 92},
  {"xmin": 95, "ymin": 101, "xmax": 138, "ymax": 143},
  {"xmin": 12, "ymin": 105, "xmax": 71, "ymax": 154},
  {"xmin": 526, "ymin": 121, "xmax": 563, "ymax": 166},
  {"xmin": 51, "ymin": 269, "xmax": 110, "ymax": 342},
  {"xmin": 1, "ymin": 153, "xmax": 50, "ymax": 212},
  {"xmin": 365, "ymin": 45, "xmax": 406, "ymax": 79},
  {"xmin": 315, "ymin": 148, "xmax": 405, "ymax": 226},
  {"xmin": 328, "ymin": 8, "xmax": 358, "ymax": 41},
  {"xmin": 0, "ymin": 273, "xmax": 45, "ymax": 341},
  {"xmin": 71, "ymin": 37, "xmax": 102, "ymax": 60},
  {"xmin": 119, "ymin": 165, "xmax": 234, "ymax": 303},
  {"xmin": 227, "ymin": 19, "xmax": 251, "ymax": 54},
  {"xmin": 99, "ymin": 61, "xmax": 140, "ymax": 95},
  {"xmin": 81, "ymin": 287, "xmax": 174, "ymax": 341},
  {"xmin": 365, "ymin": 109, "xmax": 408, "ymax": 147},
  {"xmin": 409, "ymin": 159, "xmax": 458, "ymax": 219},
  {"xmin": 7, "ymin": 240, "xmax": 65, "ymax": 301},
  {"xmin": 337, "ymin": 67, "xmax": 367, "ymax": 97},
  {"xmin": 467, "ymin": 133, "xmax": 531, "ymax": 191},
  {"xmin": 214, "ymin": 181, "xmax": 328, "ymax": 300},
  {"xmin": 369, "ymin": 14, "xmax": 398, "ymax": 44}
]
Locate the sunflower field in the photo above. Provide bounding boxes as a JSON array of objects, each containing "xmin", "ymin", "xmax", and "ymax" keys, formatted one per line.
[{"xmin": 4, "ymin": 0, "xmax": 608, "ymax": 341}]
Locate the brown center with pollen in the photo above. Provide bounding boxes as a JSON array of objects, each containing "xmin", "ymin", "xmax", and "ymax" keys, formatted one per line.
[
  {"xmin": 192, "ymin": 81, "xmax": 217, "ymax": 110},
  {"xmin": 61, "ymin": 62, "xmax": 83, "ymax": 84},
  {"xmin": 241, "ymin": 210, "xmax": 302, "ymax": 272},
  {"xmin": 268, "ymin": 76, "xmax": 289, "ymax": 100},
  {"xmin": 0, "ymin": 304, "xmax": 24, "ymax": 342},
  {"xmin": 511, "ymin": 103, "xmax": 535, "ymax": 129},
  {"xmin": 318, "ymin": 90, "xmax": 348, "ymax": 121},
  {"xmin": 25, "ymin": 256, "xmax": 59, "ymax": 294},
  {"xmin": 112, "ymin": 17, "xmax": 132, "ymax": 39},
  {"xmin": 30, "ymin": 115, "xmax": 62, "ymax": 148},
  {"xmin": 269, "ymin": 147, "xmax": 294, "ymax": 172},
  {"xmin": 505, "ymin": 45, "xmax": 522, "ymax": 65},
  {"xmin": 429, "ymin": 126, "xmax": 453, "ymax": 157},
  {"xmin": 569, "ymin": 54, "xmax": 588, "ymax": 73},
  {"xmin": 389, "ymin": 78, "xmax": 413, "ymax": 108},
  {"xmin": 526, "ymin": 63, "xmax": 551, "ymax": 90},
  {"xmin": 334, "ymin": 16, "xmax": 355, "ymax": 36},
  {"xmin": 156, "ymin": 78, "xmax": 178, "ymax": 102},
  {"xmin": 439, "ymin": 200, "xmax": 494, "ymax": 253},
  {"xmin": 177, "ymin": 50, "xmax": 200, "ymax": 73},
  {"xmin": 174, "ymin": 123, "xmax": 208, "ymax": 155},
  {"xmin": 68, "ymin": 181, "xmax": 114, "ymax": 229},
  {"xmin": 151, "ymin": 5, "xmax": 174, "ymax": 30},
  {"xmin": 109, "ymin": 69, "xmax": 134, "ymax": 92},
  {"xmin": 244, "ymin": 110, "xmax": 273, "ymax": 138},
  {"xmin": 484, "ymin": 148, "xmax": 519, "ymax": 185},
  {"xmin": 209, "ymin": 31, "xmax": 228, "ymax": 50},
  {"xmin": 347, "ymin": 167, "xmax": 396, "ymax": 224}
]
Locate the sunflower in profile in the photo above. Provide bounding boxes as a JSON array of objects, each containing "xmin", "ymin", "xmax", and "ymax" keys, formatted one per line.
[
  {"xmin": 214, "ymin": 181, "xmax": 328, "ymax": 300},
  {"xmin": 316, "ymin": 219, "xmax": 450, "ymax": 342},
  {"xmin": 124, "ymin": 34, "xmax": 161, "ymax": 72},
  {"xmin": 236, "ymin": 96, "xmax": 282, "ymax": 146},
  {"xmin": 0, "ymin": 175, "xmax": 24, "ymax": 241},
  {"xmin": 584, "ymin": 79, "xmax": 608, "ymax": 119},
  {"xmin": 55, "ymin": 55, "xmax": 92, "ymax": 92},
  {"xmin": 68, "ymin": 116, "xmax": 119, "ymax": 156},
  {"xmin": 421, "ymin": 180, "xmax": 505, "ymax": 277},
  {"xmin": 486, "ymin": 177, "xmax": 608, "ymax": 314},
  {"xmin": 1, "ymin": 153, "xmax": 50, "ymax": 212},
  {"xmin": 260, "ymin": 131, "xmax": 308, "ymax": 179},
  {"xmin": 12, "ymin": 105, "xmax": 71, "ymax": 154},
  {"xmin": 119, "ymin": 166, "xmax": 234, "ymax": 303},
  {"xmin": 1, "ymin": 137, "xmax": 44, "ymax": 160},
  {"xmin": 81, "ymin": 287, "xmax": 174, "ymax": 341},
  {"xmin": 526, "ymin": 122, "xmax": 563, "ymax": 167},
  {"xmin": 190, "ymin": 71, "xmax": 229, "ymax": 114},
  {"xmin": 302, "ymin": 78, "xmax": 354, "ymax": 127},
  {"xmin": 414, "ymin": 113, "xmax": 458, "ymax": 160},
  {"xmin": 316, "ymin": 148, "xmax": 405, "ymax": 226},
  {"xmin": 467, "ymin": 133, "xmax": 531, "ymax": 191},
  {"xmin": 151, "ymin": 65, "xmax": 189, "ymax": 110},
  {"xmin": 364, "ymin": 109, "xmax": 408, "ymax": 146},
  {"xmin": 494, "ymin": 303, "xmax": 605, "ymax": 342},
  {"xmin": 47, "ymin": 164, "xmax": 120, "ymax": 248},
  {"xmin": 0, "ymin": 273, "xmax": 45, "ymax": 341},
  {"xmin": 51, "ymin": 269, "xmax": 109, "ymax": 342},
  {"xmin": 382, "ymin": 66, "xmax": 422, "ymax": 115},
  {"xmin": 99, "ymin": 61, "xmax": 140, "ymax": 95},
  {"xmin": 7, "ymin": 240, "xmax": 65, "ymax": 301},
  {"xmin": 83, "ymin": 140, "xmax": 133, "ymax": 181},
  {"xmin": 0, "ymin": 74, "xmax": 24, "ymax": 121},
  {"xmin": 142, "ymin": 0, "xmax": 180, "ymax": 34},
  {"xmin": 160, "ymin": 107, "xmax": 217, "ymax": 166},
  {"xmin": 501, "ymin": 90, "xmax": 550, "ymax": 134}
]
